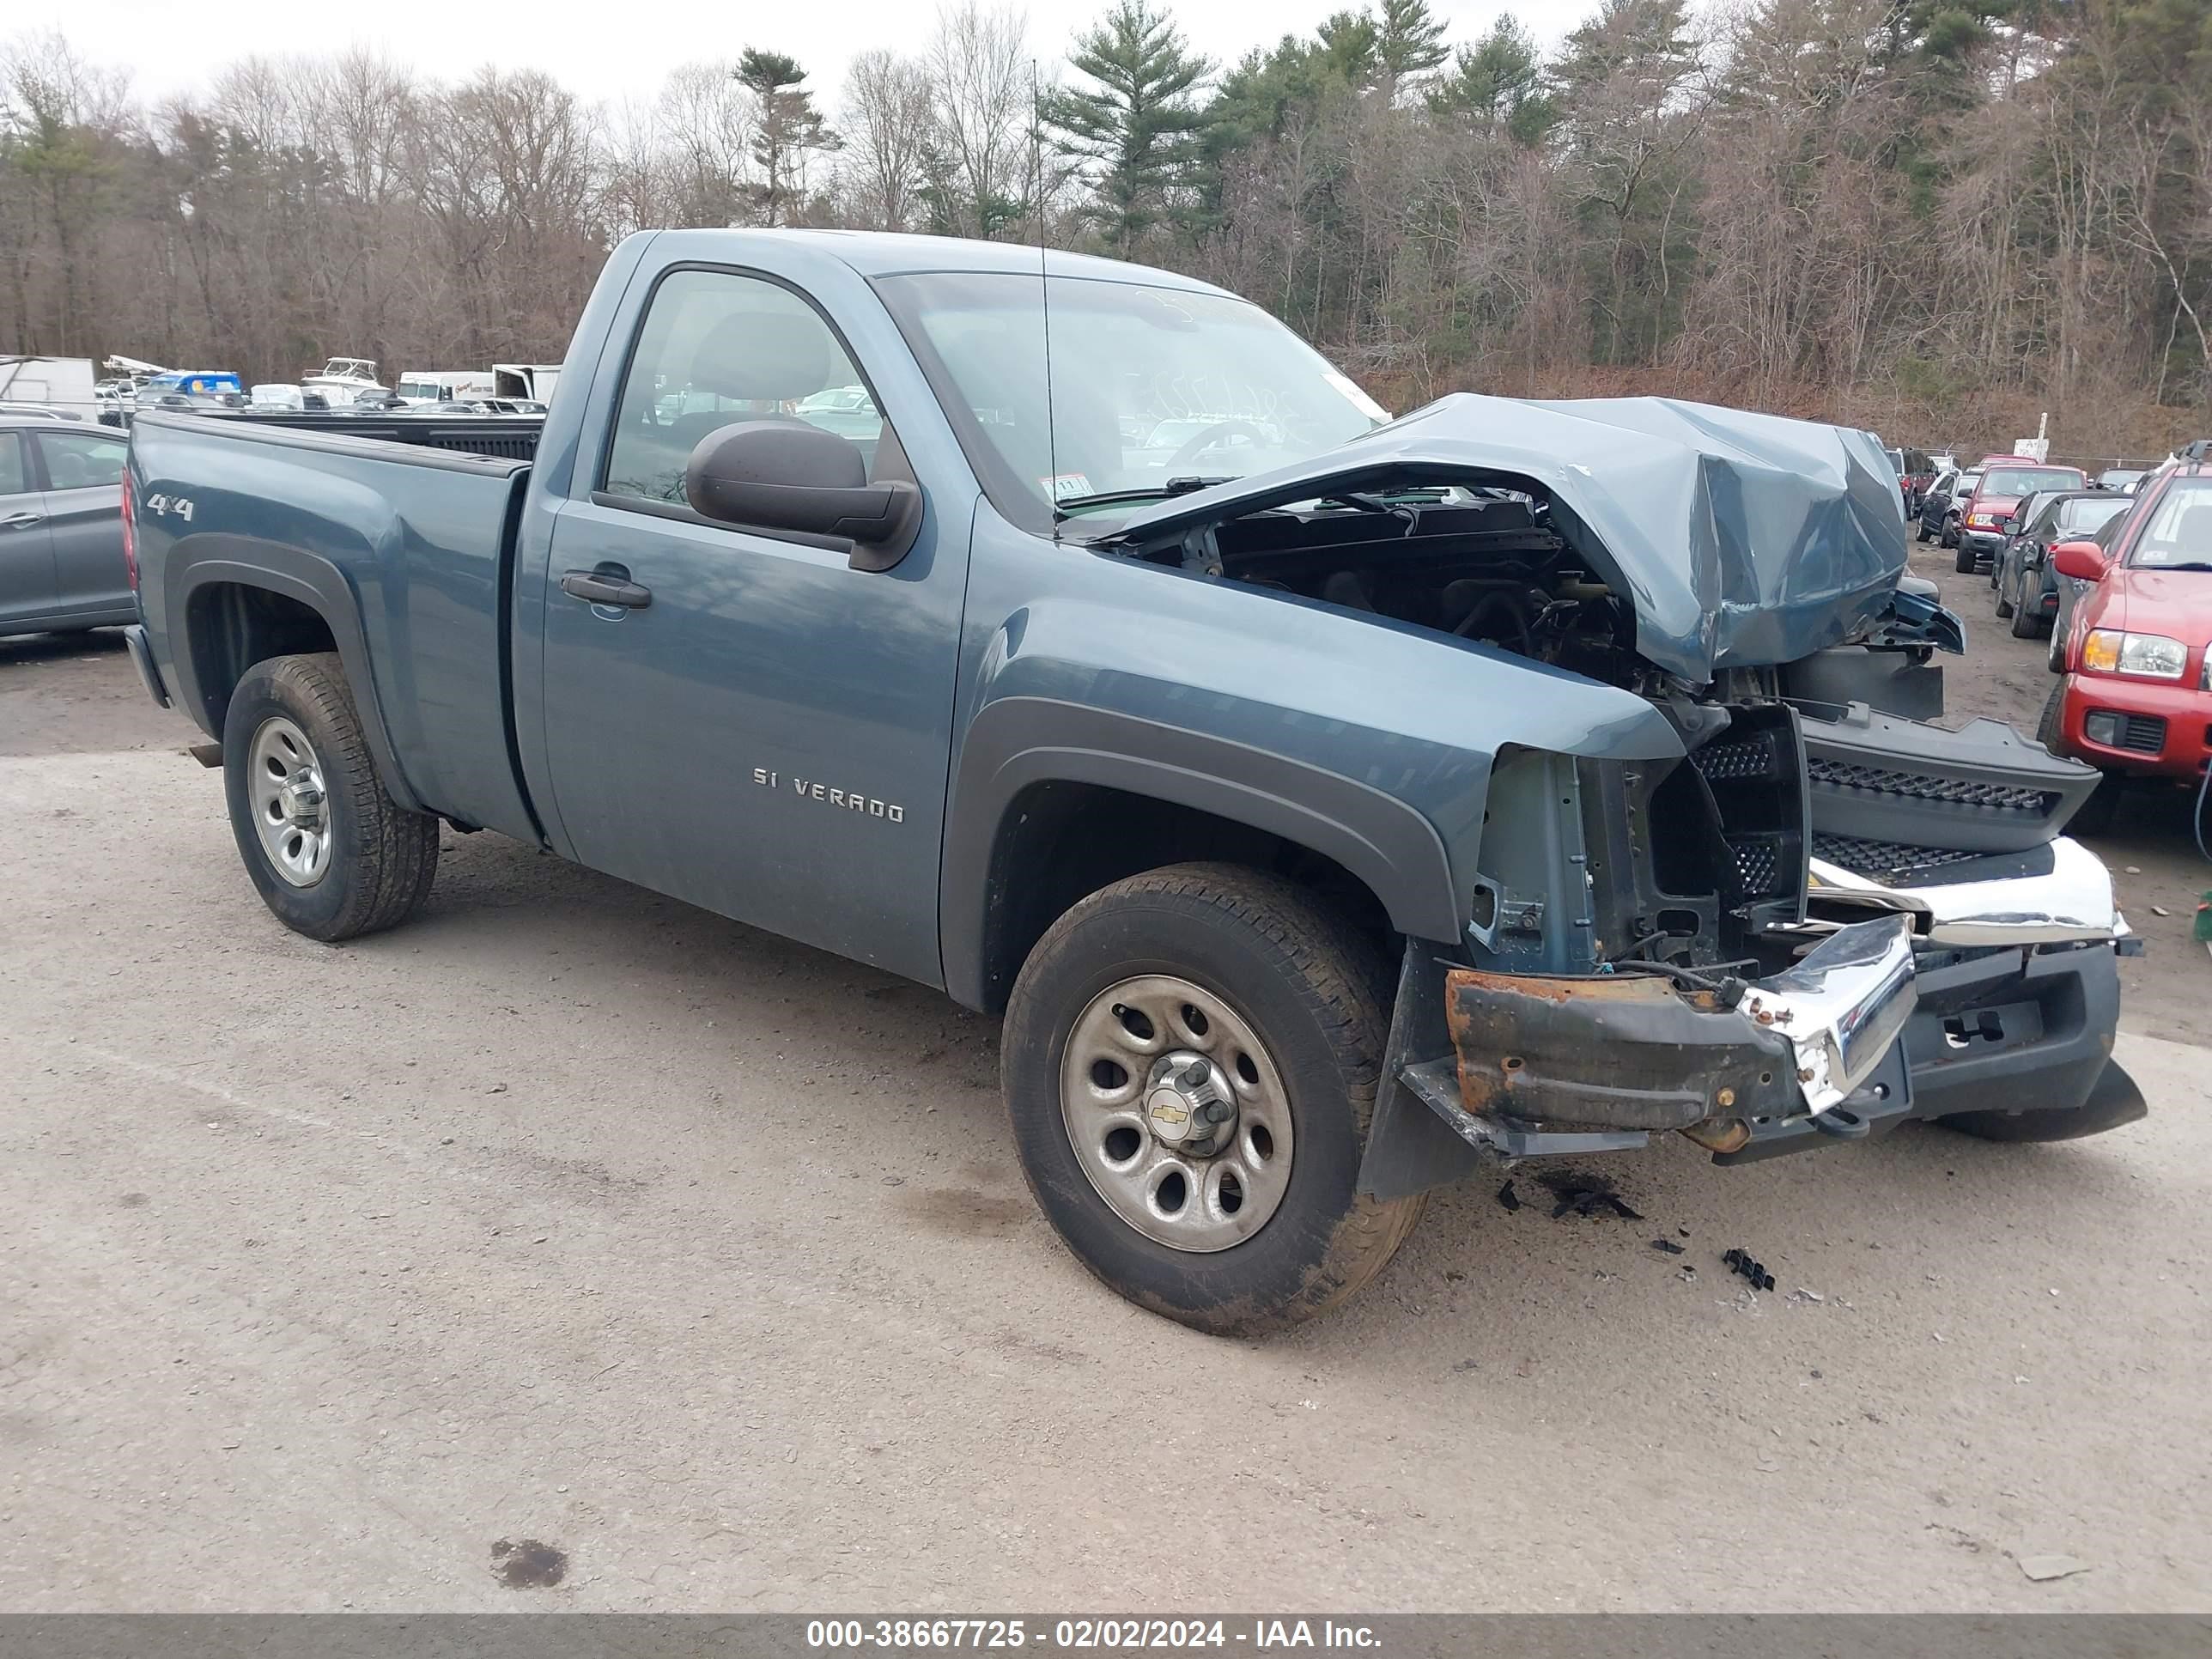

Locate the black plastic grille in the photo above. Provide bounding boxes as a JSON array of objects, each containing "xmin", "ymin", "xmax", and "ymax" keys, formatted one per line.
[
  {"xmin": 1728, "ymin": 833, "xmax": 1784, "ymax": 896},
  {"xmin": 438, "ymin": 433, "xmax": 539, "ymax": 459},
  {"xmin": 1812, "ymin": 834, "xmax": 1984, "ymax": 879},
  {"xmin": 1806, "ymin": 757, "xmax": 2058, "ymax": 815},
  {"xmin": 1692, "ymin": 733, "xmax": 1778, "ymax": 781},
  {"xmin": 2115, "ymin": 714, "xmax": 2167, "ymax": 755}
]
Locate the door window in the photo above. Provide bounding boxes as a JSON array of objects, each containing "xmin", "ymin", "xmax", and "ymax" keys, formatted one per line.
[
  {"xmin": 0, "ymin": 433, "xmax": 25, "ymax": 494},
  {"xmin": 34, "ymin": 429, "xmax": 127, "ymax": 491},
  {"xmin": 602, "ymin": 268, "xmax": 884, "ymax": 507}
]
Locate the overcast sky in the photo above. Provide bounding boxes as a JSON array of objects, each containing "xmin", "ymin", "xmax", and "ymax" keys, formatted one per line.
[{"xmin": 19, "ymin": 0, "xmax": 1595, "ymax": 109}]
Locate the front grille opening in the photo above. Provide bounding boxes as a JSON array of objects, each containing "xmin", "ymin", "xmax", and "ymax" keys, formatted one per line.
[
  {"xmin": 1807, "ymin": 757, "xmax": 2058, "ymax": 815},
  {"xmin": 1646, "ymin": 763, "xmax": 1722, "ymax": 896},
  {"xmin": 1692, "ymin": 732, "xmax": 1778, "ymax": 782},
  {"xmin": 1811, "ymin": 834, "xmax": 1985, "ymax": 879}
]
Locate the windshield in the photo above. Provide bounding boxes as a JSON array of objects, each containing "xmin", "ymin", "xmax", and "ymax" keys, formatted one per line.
[
  {"xmin": 1886, "ymin": 447, "xmax": 1905, "ymax": 474},
  {"xmin": 875, "ymin": 270, "xmax": 1388, "ymax": 531},
  {"xmin": 1978, "ymin": 466, "xmax": 2083, "ymax": 498},
  {"xmin": 2130, "ymin": 479, "xmax": 2212, "ymax": 568}
]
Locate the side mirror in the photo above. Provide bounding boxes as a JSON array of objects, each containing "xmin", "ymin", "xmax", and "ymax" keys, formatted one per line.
[
  {"xmin": 685, "ymin": 419, "xmax": 921, "ymax": 565},
  {"xmin": 2050, "ymin": 540, "xmax": 2107, "ymax": 581}
]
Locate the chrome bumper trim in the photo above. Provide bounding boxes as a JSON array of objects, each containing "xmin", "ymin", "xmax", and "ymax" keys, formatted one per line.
[{"xmin": 1741, "ymin": 914, "xmax": 1918, "ymax": 1115}]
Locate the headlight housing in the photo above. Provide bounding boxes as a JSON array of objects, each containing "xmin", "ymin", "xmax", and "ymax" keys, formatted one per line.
[
  {"xmin": 2201, "ymin": 647, "xmax": 2211, "ymax": 691},
  {"xmin": 2081, "ymin": 629, "xmax": 2187, "ymax": 679}
]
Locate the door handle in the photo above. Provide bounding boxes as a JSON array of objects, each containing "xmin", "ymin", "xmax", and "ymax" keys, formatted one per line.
[
  {"xmin": 0, "ymin": 512, "xmax": 44, "ymax": 530},
  {"xmin": 560, "ymin": 568, "xmax": 652, "ymax": 610}
]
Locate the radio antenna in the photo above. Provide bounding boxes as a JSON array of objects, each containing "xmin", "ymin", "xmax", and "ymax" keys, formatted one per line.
[{"xmin": 1031, "ymin": 61, "xmax": 1061, "ymax": 541}]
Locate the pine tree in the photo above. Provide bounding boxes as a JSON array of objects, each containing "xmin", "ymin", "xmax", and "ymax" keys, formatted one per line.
[
  {"xmin": 733, "ymin": 48, "xmax": 837, "ymax": 227},
  {"xmin": 1372, "ymin": 0, "xmax": 1450, "ymax": 102},
  {"xmin": 1429, "ymin": 14, "xmax": 1554, "ymax": 143},
  {"xmin": 1044, "ymin": 0, "xmax": 1212, "ymax": 256}
]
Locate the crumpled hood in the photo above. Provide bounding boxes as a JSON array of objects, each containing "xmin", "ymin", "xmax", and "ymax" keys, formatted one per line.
[{"xmin": 1090, "ymin": 392, "xmax": 1909, "ymax": 684}]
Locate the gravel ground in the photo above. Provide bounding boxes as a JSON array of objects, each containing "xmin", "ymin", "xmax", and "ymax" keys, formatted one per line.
[{"xmin": 1, "ymin": 624, "xmax": 2206, "ymax": 1613}]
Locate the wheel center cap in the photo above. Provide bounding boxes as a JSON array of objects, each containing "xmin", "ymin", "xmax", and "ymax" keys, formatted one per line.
[
  {"xmin": 1145, "ymin": 1051, "xmax": 1235, "ymax": 1155},
  {"xmin": 278, "ymin": 775, "xmax": 324, "ymax": 827}
]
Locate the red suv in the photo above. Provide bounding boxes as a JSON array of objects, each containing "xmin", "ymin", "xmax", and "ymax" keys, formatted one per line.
[
  {"xmin": 2041, "ymin": 459, "xmax": 2212, "ymax": 827},
  {"xmin": 1954, "ymin": 458, "xmax": 2087, "ymax": 573}
]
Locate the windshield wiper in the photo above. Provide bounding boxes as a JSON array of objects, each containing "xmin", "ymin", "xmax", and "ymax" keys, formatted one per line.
[{"xmin": 1053, "ymin": 476, "xmax": 1237, "ymax": 515}]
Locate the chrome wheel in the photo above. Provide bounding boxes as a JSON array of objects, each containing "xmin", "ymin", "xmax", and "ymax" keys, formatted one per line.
[
  {"xmin": 1060, "ymin": 974, "xmax": 1294, "ymax": 1252},
  {"xmin": 247, "ymin": 714, "xmax": 331, "ymax": 887}
]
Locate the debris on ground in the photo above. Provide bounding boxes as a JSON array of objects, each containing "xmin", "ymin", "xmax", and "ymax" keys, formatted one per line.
[
  {"xmin": 1723, "ymin": 1248, "xmax": 1777, "ymax": 1291},
  {"xmin": 1789, "ymin": 1286, "xmax": 1824, "ymax": 1304},
  {"xmin": 1650, "ymin": 1237, "xmax": 1686, "ymax": 1255},
  {"xmin": 1496, "ymin": 1179, "xmax": 1522, "ymax": 1212},
  {"xmin": 1536, "ymin": 1170, "xmax": 1643, "ymax": 1219},
  {"xmin": 2016, "ymin": 1553, "xmax": 2092, "ymax": 1583}
]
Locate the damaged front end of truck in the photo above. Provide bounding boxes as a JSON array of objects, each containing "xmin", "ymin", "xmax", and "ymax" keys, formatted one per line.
[{"xmin": 1079, "ymin": 393, "xmax": 2143, "ymax": 1196}]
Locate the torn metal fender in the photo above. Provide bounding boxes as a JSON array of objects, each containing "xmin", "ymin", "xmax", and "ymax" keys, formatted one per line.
[{"xmin": 1443, "ymin": 915, "xmax": 1918, "ymax": 1130}]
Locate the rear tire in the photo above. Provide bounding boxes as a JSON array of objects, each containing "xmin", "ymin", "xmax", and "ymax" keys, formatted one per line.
[
  {"xmin": 2008, "ymin": 592, "xmax": 2040, "ymax": 637},
  {"xmin": 1002, "ymin": 863, "xmax": 1425, "ymax": 1335},
  {"xmin": 222, "ymin": 652, "xmax": 439, "ymax": 941}
]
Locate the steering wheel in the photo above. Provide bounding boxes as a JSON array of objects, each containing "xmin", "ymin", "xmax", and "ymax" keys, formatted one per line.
[{"xmin": 1164, "ymin": 419, "xmax": 1272, "ymax": 474}]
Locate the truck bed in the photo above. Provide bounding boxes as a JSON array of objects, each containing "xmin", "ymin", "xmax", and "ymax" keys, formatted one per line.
[
  {"xmin": 198, "ymin": 410, "xmax": 544, "ymax": 462},
  {"xmin": 127, "ymin": 410, "xmax": 540, "ymax": 842}
]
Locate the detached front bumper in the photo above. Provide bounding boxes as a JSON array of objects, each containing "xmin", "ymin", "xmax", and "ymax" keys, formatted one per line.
[
  {"xmin": 1363, "ymin": 838, "xmax": 2135, "ymax": 1194},
  {"xmin": 1960, "ymin": 528, "xmax": 2008, "ymax": 560},
  {"xmin": 1443, "ymin": 914, "xmax": 1917, "ymax": 1143}
]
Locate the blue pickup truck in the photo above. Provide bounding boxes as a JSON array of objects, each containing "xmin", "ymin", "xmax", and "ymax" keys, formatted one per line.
[{"xmin": 122, "ymin": 230, "xmax": 2142, "ymax": 1333}]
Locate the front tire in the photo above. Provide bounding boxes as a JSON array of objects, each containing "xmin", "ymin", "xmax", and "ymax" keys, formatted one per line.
[
  {"xmin": 1002, "ymin": 864, "xmax": 1425, "ymax": 1335},
  {"xmin": 1994, "ymin": 567, "xmax": 2014, "ymax": 617},
  {"xmin": 1954, "ymin": 541, "xmax": 1976, "ymax": 574},
  {"xmin": 222, "ymin": 653, "xmax": 439, "ymax": 941}
]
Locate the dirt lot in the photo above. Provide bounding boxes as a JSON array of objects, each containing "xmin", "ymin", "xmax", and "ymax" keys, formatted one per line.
[{"xmin": 1, "ymin": 617, "xmax": 2207, "ymax": 1614}]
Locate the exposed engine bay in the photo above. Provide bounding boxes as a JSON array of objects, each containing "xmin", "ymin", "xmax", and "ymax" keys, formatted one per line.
[
  {"xmin": 1113, "ymin": 480, "xmax": 2100, "ymax": 982},
  {"xmin": 1140, "ymin": 487, "xmax": 1655, "ymax": 690}
]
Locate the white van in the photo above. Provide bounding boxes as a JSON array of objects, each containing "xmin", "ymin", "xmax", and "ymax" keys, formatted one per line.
[{"xmin": 397, "ymin": 370, "xmax": 497, "ymax": 407}]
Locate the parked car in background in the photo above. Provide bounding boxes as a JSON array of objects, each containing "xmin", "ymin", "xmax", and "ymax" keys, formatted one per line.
[
  {"xmin": 478, "ymin": 398, "xmax": 547, "ymax": 416},
  {"xmin": 1923, "ymin": 469, "xmax": 1978, "ymax": 544},
  {"xmin": 2095, "ymin": 468, "xmax": 2146, "ymax": 492},
  {"xmin": 1954, "ymin": 461, "xmax": 2087, "ymax": 572},
  {"xmin": 2041, "ymin": 459, "xmax": 2212, "ymax": 830},
  {"xmin": 143, "ymin": 370, "xmax": 245, "ymax": 401},
  {"xmin": 0, "ymin": 400, "xmax": 80, "ymax": 422},
  {"xmin": 0, "ymin": 417, "xmax": 133, "ymax": 638},
  {"xmin": 1887, "ymin": 444, "xmax": 1936, "ymax": 514},
  {"xmin": 1996, "ymin": 489, "xmax": 2133, "ymax": 637}
]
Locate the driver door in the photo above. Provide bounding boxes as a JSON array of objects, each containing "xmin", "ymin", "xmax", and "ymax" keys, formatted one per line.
[{"xmin": 536, "ymin": 266, "xmax": 969, "ymax": 987}]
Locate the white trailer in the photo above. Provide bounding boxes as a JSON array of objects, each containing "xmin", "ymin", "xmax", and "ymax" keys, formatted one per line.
[
  {"xmin": 0, "ymin": 355, "xmax": 98, "ymax": 417},
  {"xmin": 491, "ymin": 363, "xmax": 561, "ymax": 403}
]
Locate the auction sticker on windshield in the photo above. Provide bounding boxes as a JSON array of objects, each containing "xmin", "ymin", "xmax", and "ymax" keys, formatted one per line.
[{"xmin": 1322, "ymin": 369, "xmax": 1389, "ymax": 422}]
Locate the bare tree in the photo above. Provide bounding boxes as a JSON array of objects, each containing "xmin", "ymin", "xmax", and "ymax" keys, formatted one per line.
[
  {"xmin": 921, "ymin": 2, "xmax": 1031, "ymax": 238},
  {"xmin": 840, "ymin": 48, "xmax": 934, "ymax": 230}
]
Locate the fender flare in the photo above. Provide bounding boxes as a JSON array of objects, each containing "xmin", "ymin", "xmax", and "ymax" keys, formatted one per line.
[
  {"xmin": 939, "ymin": 696, "xmax": 1466, "ymax": 1010},
  {"xmin": 161, "ymin": 536, "xmax": 422, "ymax": 812}
]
